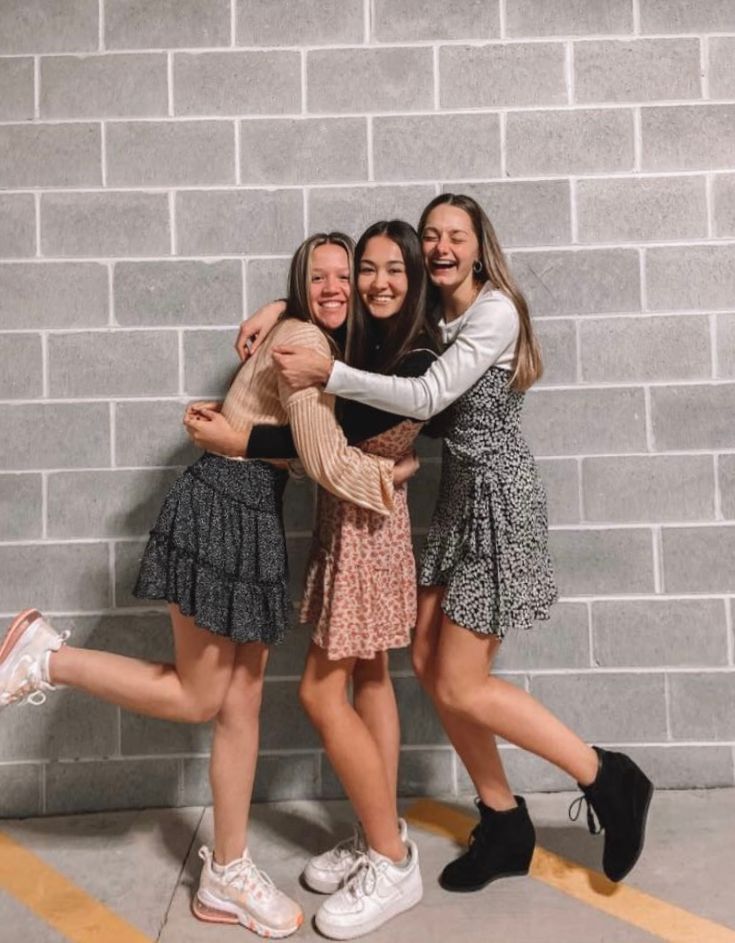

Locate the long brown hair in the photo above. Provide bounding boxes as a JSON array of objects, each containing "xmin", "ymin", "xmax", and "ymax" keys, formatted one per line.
[
  {"xmin": 418, "ymin": 193, "xmax": 543, "ymax": 391},
  {"xmin": 347, "ymin": 220, "xmax": 440, "ymax": 373},
  {"xmin": 283, "ymin": 231, "xmax": 355, "ymax": 358}
]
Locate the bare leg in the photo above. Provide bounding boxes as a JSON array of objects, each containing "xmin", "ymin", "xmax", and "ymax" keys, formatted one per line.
[
  {"xmin": 352, "ymin": 652, "xmax": 400, "ymax": 809},
  {"xmin": 433, "ymin": 616, "xmax": 598, "ymax": 786},
  {"xmin": 210, "ymin": 641, "xmax": 269, "ymax": 865},
  {"xmin": 48, "ymin": 605, "xmax": 237, "ymax": 723},
  {"xmin": 412, "ymin": 587, "xmax": 516, "ymax": 810},
  {"xmin": 299, "ymin": 643, "xmax": 404, "ymax": 862}
]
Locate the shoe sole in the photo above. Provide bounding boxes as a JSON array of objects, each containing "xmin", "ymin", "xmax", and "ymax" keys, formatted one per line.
[
  {"xmin": 438, "ymin": 866, "xmax": 530, "ymax": 894},
  {"xmin": 193, "ymin": 890, "xmax": 303, "ymax": 939},
  {"xmin": 302, "ymin": 869, "xmax": 342, "ymax": 894},
  {"xmin": 315, "ymin": 882, "xmax": 423, "ymax": 941},
  {"xmin": 0, "ymin": 609, "xmax": 42, "ymax": 664},
  {"xmin": 608, "ymin": 777, "xmax": 654, "ymax": 883}
]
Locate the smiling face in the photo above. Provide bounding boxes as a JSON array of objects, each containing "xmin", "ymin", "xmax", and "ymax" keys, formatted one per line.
[
  {"xmin": 420, "ymin": 203, "xmax": 481, "ymax": 295},
  {"xmin": 308, "ymin": 242, "xmax": 351, "ymax": 330},
  {"xmin": 356, "ymin": 234, "xmax": 409, "ymax": 321}
]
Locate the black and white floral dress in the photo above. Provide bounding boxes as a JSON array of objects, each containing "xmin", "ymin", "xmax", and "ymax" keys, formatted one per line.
[{"xmin": 419, "ymin": 366, "xmax": 557, "ymax": 638}]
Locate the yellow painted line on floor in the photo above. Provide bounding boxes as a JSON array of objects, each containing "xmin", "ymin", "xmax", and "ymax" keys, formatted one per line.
[
  {"xmin": 0, "ymin": 830, "xmax": 153, "ymax": 943},
  {"xmin": 405, "ymin": 799, "xmax": 735, "ymax": 943}
]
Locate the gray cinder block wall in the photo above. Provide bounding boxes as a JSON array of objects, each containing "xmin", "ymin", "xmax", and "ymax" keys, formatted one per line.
[{"xmin": 0, "ymin": 0, "xmax": 734, "ymax": 816}]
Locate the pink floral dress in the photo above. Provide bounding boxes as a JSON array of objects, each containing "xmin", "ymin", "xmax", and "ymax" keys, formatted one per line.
[{"xmin": 300, "ymin": 419, "xmax": 421, "ymax": 660}]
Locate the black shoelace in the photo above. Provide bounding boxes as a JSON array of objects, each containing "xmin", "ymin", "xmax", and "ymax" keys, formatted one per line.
[{"xmin": 568, "ymin": 795, "xmax": 601, "ymax": 835}]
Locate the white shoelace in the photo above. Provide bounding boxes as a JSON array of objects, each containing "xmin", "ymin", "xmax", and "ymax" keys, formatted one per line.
[
  {"xmin": 0, "ymin": 656, "xmax": 51, "ymax": 706},
  {"xmin": 221, "ymin": 856, "xmax": 277, "ymax": 902},
  {"xmin": 331, "ymin": 826, "xmax": 366, "ymax": 861},
  {"xmin": 343, "ymin": 853, "xmax": 380, "ymax": 899}
]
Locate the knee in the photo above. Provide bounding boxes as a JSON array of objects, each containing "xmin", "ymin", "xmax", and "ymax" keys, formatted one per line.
[
  {"xmin": 298, "ymin": 677, "xmax": 322, "ymax": 725},
  {"xmin": 411, "ymin": 647, "xmax": 435, "ymax": 694},
  {"xmin": 181, "ymin": 692, "xmax": 225, "ymax": 725},
  {"xmin": 219, "ymin": 677, "xmax": 265, "ymax": 725},
  {"xmin": 433, "ymin": 673, "xmax": 474, "ymax": 717}
]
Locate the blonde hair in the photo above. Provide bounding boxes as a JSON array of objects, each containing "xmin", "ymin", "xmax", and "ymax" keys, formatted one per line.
[
  {"xmin": 284, "ymin": 232, "xmax": 355, "ymax": 358},
  {"xmin": 418, "ymin": 194, "xmax": 543, "ymax": 391}
]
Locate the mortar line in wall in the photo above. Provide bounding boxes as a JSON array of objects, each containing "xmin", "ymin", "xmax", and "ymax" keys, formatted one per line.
[
  {"xmin": 498, "ymin": 0, "xmax": 507, "ymax": 38},
  {"xmin": 713, "ymin": 453, "xmax": 722, "ymax": 521},
  {"xmin": 21, "ymin": 373, "xmax": 735, "ymax": 393},
  {"xmin": 0, "ymin": 168, "xmax": 732, "ymax": 193},
  {"xmin": 639, "ymin": 247, "xmax": 648, "ymax": 312},
  {"xmin": 643, "ymin": 384, "xmax": 654, "ymax": 451},
  {"xmin": 652, "ymin": 525, "xmax": 663, "ymax": 594},
  {"xmin": 300, "ymin": 49, "xmax": 307, "ymax": 114},
  {"xmin": 33, "ymin": 55, "xmax": 40, "ymax": 118},
  {"xmin": 705, "ymin": 173, "xmax": 715, "ymax": 238},
  {"xmin": 499, "ymin": 110, "xmax": 507, "ymax": 178},
  {"xmin": 41, "ymin": 471, "xmax": 48, "ymax": 540},
  {"xmin": 564, "ymin": 41, "xmax": 574, "ymax": 105},
  {"xmin": 710, "ymin": 312, "xmax": 719, "ymax": 377},
  {"xmin": 432, "ymin": 44, "xmax": 440, "ymax": 110},
  {"xmin": 364, "ymin": 0, "xmax": 371, "ymax": 44},
  {"xmin": 40, "ymin": 763, "xmax": 47, "ymax": 815},
  {"xmin": 100, "ymin": 123, "xmax": 108, "ymax": 189},
  {"xmin": 663, "ymin": 672, "xmax": 672, "ymax": 741},
  {"xmin": 230, "ymin": 0, "xmax": 236, "ymax": 47},
  {"xmin": 108, "ymin": 539, "xmax": 116, "ymax": 609},
  {"xmin": 633, "ymin": 107, "xmax": 642, "ymax": 171},
  {"xmin": 107, "ymin": 261, "xmax": 115, "ymax": 325},
  {"xmin": 6, "ymin": 98, "xmax": 735, "ymax": 129},
  {"xmin": 34, "ymin": 192, "xmax": 41, "ymax": 256},
  {"xmin": 632, "ymin": 0, "xmax": 640, "ymax": 35},
  {"xmin": 233, "ymin": 120, "xmax": 241, "ymax": 185},
  {"xmin": 366, "ymin": 115, "xmax": 374, "ymax": 182},
  {"xmin": 98, "ymin": 0, "xmax": 104, "ymax": 50},
  {"xmin": 576, "ymin": 454, "xmax": 584, "ymax": 521},
  {"xmin": 241, "ymin": 258, "xmax": 248, "ymax": 319},
  {"xmin": 167, "ymin": 52, "xmax": 174, "ymax": 116},
  {"xmin": 40, "ymin": 330, "xmax": 49, "ymax": 397},
  {"xmin": 7, "ymin": 235, "xmax": 735, "ymax": 260},
  {"xmin": 109, "ymin": 401, "xmax": 116, "ymax": 467},
  {"xmin": 177, "ymin": 329, "xmax": 185, "ymax": 395},
  {"xmin": 14, "ymin": 33, "xmax": 735, "ymax": 57},
  {"xmin": 586, "ymin": 600, "xmax": 595, "ymax": 667},
  {"xmin": 701, "ymin": 36, "xmax": 709, "ymax": 99},
  {"xmin": 2, "ymin": 596, "xmax": 730, "ymax": 620},
  {"xmin": 168, "ymin": 191, "xmax": 176, "ymax": 255}
]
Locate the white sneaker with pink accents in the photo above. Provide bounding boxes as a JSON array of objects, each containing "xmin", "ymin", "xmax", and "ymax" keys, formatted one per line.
[
  {"xmin": 194, "ymin": 846, "xmax": 303, "ymax": 938},
  {"xmin": 0, "ymin": 609, "xmax": 69, "ymax": 708}
]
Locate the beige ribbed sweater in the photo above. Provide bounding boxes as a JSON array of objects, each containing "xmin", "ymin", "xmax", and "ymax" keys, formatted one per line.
[{"xmin": 221, "ymin": 317, "xmax": 394, "ymax": 515}]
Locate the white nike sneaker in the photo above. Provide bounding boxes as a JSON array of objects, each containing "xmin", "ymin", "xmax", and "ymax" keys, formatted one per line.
[
  {"xmin": 193, "ymin": 846, "xmax": 303, "ymax": 938},
  {"xmin": 304, "ymin": 818, "xmax": 409, "ymax": 894},
  {"xmin": 315, "ymin": 840, "xmax": 423, "ymax": 940},
  {"xmin": 0, "ymin": 609, "xmax": 69, "ymax": 708}
]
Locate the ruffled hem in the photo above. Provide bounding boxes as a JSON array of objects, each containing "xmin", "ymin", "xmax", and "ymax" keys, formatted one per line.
[
  {"xmin": 134, "ymin": 532, "xmax": 290, "ymax": 645},
  {"xmin": 299, "ymin": 546, "xmax": 415, "ymax": 658}
]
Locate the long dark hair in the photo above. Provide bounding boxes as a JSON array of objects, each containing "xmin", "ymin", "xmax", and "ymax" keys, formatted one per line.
[
  {"xmin": 282, "ymin": 231, "xmax": 354, "ymax": 358},
  {"xmin": 347, "ymin": 219, "xmax": 440, "ymax": 373},
  {"xmin": 418, "ymin": 193, "xmax": 543, "ymax": 391}
]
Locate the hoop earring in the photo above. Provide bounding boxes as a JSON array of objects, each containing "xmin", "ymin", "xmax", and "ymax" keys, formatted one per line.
[{"xmin": 472, "ymin": 259, "xmax": 483, "ymax": 276}]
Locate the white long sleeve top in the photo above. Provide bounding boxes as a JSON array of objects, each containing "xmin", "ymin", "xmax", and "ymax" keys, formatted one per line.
[{"xmin": 325, "ymin": 285, "xmax": 520, "ymax": 421}]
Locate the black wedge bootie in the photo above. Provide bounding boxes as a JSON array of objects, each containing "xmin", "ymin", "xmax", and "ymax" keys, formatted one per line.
[
  {"xmin": 439, "ymin": 795, "xmax": 536, "ymax": 892},
  {"xmin": 570, "ymin": 746, "xmax": 654, "ymax": 883}
]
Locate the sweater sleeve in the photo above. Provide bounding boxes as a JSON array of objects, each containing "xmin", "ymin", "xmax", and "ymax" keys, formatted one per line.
[
  {"xmin": 325, "ymin": 292, "xmax": 519, "ymax": 420},
  {"xmin": 276, "ymin": 321, "xmax": 395, "ymax": 515}
]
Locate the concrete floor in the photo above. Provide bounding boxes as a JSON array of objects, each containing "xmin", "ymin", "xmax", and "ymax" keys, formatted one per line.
[{"xmin": 0, "ymin": 790, "xmax": 733, "ymax": 943}]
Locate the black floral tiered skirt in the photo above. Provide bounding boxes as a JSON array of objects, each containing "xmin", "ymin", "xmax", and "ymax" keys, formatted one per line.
[{"xmin": 133, "ymin": 453, "xmax": 290, "ymax": 644}]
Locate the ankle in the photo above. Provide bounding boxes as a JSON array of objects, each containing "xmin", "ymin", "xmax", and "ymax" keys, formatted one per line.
[{"xmin": 577, "ymin": 746, "xmax": 602, "ymax": 788}]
